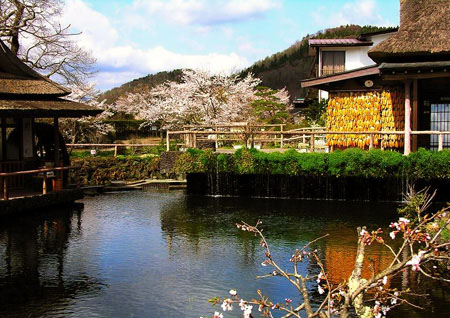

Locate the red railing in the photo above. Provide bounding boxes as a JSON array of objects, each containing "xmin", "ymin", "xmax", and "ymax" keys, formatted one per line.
[
  {"xmin": 1, "ymin": 161, "xmax": 25, "ymax": 189},
  {"xmin": 0, "ymin": 166, "xmax": 78, "ymax": 200}
]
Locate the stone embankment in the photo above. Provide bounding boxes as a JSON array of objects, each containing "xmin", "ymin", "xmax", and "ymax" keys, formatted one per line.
[{"xmin": 70, "ymin": 152, "xmax": 181, "ymax": 186}]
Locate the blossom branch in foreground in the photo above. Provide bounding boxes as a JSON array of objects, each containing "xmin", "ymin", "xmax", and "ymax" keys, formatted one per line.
[{"xmin": 204, "ymin": 189, "xmax": 450, "ymax": 318}]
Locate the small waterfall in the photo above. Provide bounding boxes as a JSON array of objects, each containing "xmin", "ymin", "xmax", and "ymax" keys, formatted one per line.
[
  {"xmin": 215, "ymin": 159, "xmax": 219, "ymax": 196},
  {"xmin": 187, "ymin": 173, "xmax": 449, "ymax": 202}
]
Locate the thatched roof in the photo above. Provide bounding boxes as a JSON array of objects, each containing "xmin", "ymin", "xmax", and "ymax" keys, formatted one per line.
[
  {"xmin": 0, "ymin": 39, "xmax": 102, "ymax": 117},
  {"xmin": 0, "ymin": 98, "xmax": 103, "ymax": 118},
  {"xmin": 0, "ymin": 40, "xmax": 70, "ymax": 96},
  {"xmin": 369, "ymin": 0, "xmax": 450, "ymax": 63}
]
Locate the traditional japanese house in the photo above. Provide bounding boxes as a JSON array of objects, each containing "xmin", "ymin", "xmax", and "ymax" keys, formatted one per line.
[
  {"xmin": 0, "ymin": 39, "xmax": 101, "ymax": 205},
  {"xmin": 310, "ymin": 28, "xmax": 397, "ymax": 100},
  {"xmin": 301, "ymin": 0, "xmax": 450, "ymax": 154}
]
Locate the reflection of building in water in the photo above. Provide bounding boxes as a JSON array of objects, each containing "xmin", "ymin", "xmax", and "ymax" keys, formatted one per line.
[
  {"xmin": 321, "ymin": 225, "xmax": 393, "ymax": 286},
  {"xmin": 324, "ymin": 245, "xmax": 393, "ymax": 285},
  {"xmin": 0, "ymin": 206, "xmax": 103, "ymax": 315}
]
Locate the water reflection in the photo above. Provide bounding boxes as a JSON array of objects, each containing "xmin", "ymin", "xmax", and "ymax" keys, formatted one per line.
[
  {"xmin": 0, "ymin": 192, "xmax": 448, "ymax": 318},
  {"xmin": 0, "ymin": 205, "xmax": 104, "ymax": 317},
  {"xmin": 159, "ymin": 195, "xmax": 400, "ymax": 304}
]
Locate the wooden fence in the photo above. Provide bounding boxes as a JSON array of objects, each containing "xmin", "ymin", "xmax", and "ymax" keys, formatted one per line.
[
  {"xmin": 67, "ymin": 143, "xmax": 162, "ymax": 157},
  {"xmin": 166, "ymin": 129, "xmax": 450, "ymax": 153}
]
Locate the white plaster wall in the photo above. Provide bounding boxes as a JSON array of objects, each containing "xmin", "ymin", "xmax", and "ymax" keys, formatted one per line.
[
  {"xmin": 319, "ymin": 32, "xmax": 395, "ymax": 74},
  {"xmin": 316, "ymin": 32, "xmax": 396, "ymax": 100}
]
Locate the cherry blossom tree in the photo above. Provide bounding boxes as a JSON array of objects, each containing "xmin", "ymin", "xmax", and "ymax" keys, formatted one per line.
[
  {"xmin": 60, "ymin": 83, "xmax": 115, "ymax": 143},
  {"xmin": 116, "ymin": 70, "xmax": 262, "ymax": 130},
  {"xmin": 205, "ymin": 188, "xmax": 450, "ymax": 318}
]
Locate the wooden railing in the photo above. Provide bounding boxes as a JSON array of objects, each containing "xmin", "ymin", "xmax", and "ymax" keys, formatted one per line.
[
  {"xmin": 0, "ymin": 166, "xmax": 78, "ymax": 200},
  {"xmin": 166, "ymin": 129, "xmax": 450, "ymax": 153},
  {"xmin": 1, "ymin": 161, "xmax": 25, "ymax": 189},
  {"xmin": 67, "ymin": 143, "xmax": 162, "ymax": 157}
]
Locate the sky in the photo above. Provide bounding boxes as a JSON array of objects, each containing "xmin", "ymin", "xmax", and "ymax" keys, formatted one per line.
[{"xmin": 61, "ymin": 0, "xmax": 400, "ymax": 91}]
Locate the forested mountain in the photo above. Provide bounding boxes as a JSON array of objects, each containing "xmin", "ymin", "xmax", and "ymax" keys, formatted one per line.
[
  {"xmin": 99, "ymin": 25, "xmax": 396, "ymax": 104},
  {"xmin": 240, "ymin": 25, "xmax": 396, "ymax": 100},
  {"xmin": 99, "ymin": 69, "xmax": 183, "ymax": 104}
]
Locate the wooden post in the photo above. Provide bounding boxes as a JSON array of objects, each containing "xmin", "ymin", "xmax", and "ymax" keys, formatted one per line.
[
  {"xmin": 114, "ymin": 145, "xmax": 118, "ymax": 157},
  {"xmin": 412, "ymin": 79, "xmax": 419, "ymax": 151},
  {"xmin": 193, "ymin": 132, "xmax": 197, "ymax": 148},
  {"xmin": 311, "ymin": 133, "xmax": 315, "ymax": 152},
  {"xmin": 215, "ymin": 125, "xmax": 218, "ymax": 150},
  {"xmin": 166, "ymin": 131, "xmax": 170, "ymax": 151},
  {"xmin": 54, "ymin": 117, "xmax": 60, "ymax": 166},
  {"xmin": 43, "ymin": 174, "xmax": 47, "ymax": 195},
  {"xmin": 2, "ymin": 177, "xmax": 7, "ymax": 200},
  {"xmin": 404, "ymin": 81, "xmax": 412, "ymax": 155},
  {"xmin": 369, "ymin": 134, "xmax": 374, "ymax": 150},
  {"xmin": 1, "ymin": 118, "xmax": 7, "ymax": 161},
  {"xmin": 18, "ymin": 118, "xmax": 23, "ymax": 160},
  {"xmin": 53, "ymin": 117, "xmax": 62, "ymax": 191},
  {"xmin": 438, "ymin": 133, "xmax": 444, "ymax": 151},
  {"xmin": 280, "ymin": 125, "xmax": 284, "ymax": 149}
]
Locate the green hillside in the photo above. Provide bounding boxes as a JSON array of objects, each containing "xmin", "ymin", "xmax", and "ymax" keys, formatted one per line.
[
  {"xmin": 99, "ymin": 69, "xmax": 183, "ymax": 104},
  {"xmin": 99, "ymin": 25, "xmax": 396, "ymax": 104}
]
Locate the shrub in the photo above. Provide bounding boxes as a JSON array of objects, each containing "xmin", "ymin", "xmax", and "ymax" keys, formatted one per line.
[{"xmin": 174, "ymin": 148, "xmax": 450, "ymax": 179}]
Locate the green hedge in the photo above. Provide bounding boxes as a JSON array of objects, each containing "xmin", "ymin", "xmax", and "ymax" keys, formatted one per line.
[{"xmin": 174, "ymin": 148, "xmax": 450, "ymax": 179}]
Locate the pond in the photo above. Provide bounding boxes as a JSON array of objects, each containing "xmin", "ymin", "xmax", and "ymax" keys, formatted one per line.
[{"xmin": 0, "ymin": 191, "xmax": 448, "ymax": 317}]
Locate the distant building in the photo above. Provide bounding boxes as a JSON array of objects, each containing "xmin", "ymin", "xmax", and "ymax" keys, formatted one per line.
[{"xmin": 302, "ymin": 0, "xmax": 450, "ymax": 154}]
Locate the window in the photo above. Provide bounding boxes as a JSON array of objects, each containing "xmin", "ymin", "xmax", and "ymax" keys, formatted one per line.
[
  {"xmin": 430, "ymin": 103, "xmax": 450, "ymax": 150},
  {"xmin": 321, "ymin": 51, "xmax": 345, "ymax": 76}
]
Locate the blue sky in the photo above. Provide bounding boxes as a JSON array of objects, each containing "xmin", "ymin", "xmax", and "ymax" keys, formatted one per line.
[{"xmin": 62, "ymin": 0, "xmax": 400, "ymax": 91}]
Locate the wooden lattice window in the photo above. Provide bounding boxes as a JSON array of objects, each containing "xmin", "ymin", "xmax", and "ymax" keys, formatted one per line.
[
  {"xmin": 321, "ymin": 51, "xmax": 345, "ymax": 76},
  {"xmin": 430, "ymin": 103, "xmax": 450, "ymax": 150}
]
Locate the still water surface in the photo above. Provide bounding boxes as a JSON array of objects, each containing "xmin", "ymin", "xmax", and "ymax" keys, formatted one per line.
[{"xmin": 0, "ymin": 191, "xmax": 448, "ymax": 317}]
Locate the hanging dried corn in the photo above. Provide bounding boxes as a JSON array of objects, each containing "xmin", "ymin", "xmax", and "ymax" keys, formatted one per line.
[{"xmin": 326, "ymin": 89, "xmax": 404, "ymax": 150}]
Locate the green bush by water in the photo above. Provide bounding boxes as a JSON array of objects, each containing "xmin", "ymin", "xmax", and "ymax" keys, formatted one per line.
[{"xmin": 174, "ymin": 148, "xmax": 450, "ymax": 179}]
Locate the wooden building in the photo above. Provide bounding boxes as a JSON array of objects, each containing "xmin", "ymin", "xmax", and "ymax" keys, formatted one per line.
[
  {"xmin": 309, "ymin": 28, "xmax": 397, "ymax": 101},
  {"xmin": 302, "ymin": 0, "xmax": 450, "ymax": 154},
  {"xmin": 0, "ymin": 39, "xmax": 101, "ymax": 202}
]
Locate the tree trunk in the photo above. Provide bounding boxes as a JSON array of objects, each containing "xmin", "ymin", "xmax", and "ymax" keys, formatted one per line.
[{"xmin": 10, "ymin": 1, "xmax": 25, "ymax": 56}]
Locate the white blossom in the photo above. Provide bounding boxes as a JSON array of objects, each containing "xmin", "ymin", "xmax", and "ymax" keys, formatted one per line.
[
  {"xmin": 406, "ymin": 250, "xmax": 426, "ymax": 272},
  {"xmin": 243, "ymin": 305, "xmax": 253, "ymax": 318},
  {"xmin": 318, "ymin": 285, "xmax": 325, "ymax": 295},
  {"xmin": 61, "ymin": 83, "xmax": 115, "ymax": 143},
  {"xmin": 212, "ymin": 311, "xmax": 223, "ymax": 318},
  {"xmin": 221, "ymin": 298, "xmax": 233, "ymax": 311},
  {"xmin": 116, "ymin": 69, "xmax": 262, "ymax": 130}
]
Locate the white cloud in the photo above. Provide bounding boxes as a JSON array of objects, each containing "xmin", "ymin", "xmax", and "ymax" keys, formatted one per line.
[
  {"xmin": 63, "ymin": 0, "xmax": 119, "ymax": 49},
  {"xmin": 98, "ymin": 45, "xmax": 249, "ymax": 75},
  {"xmin": 131, "ymin": 0, "xmax": 279, "ymax": 26},
  {"xmin": 312, "ymin": 0, "xmax": 392, "ymax": 29},
  {"xmin": 62, "ymin": 0, "xmax": 250, "ymax": 90}
]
